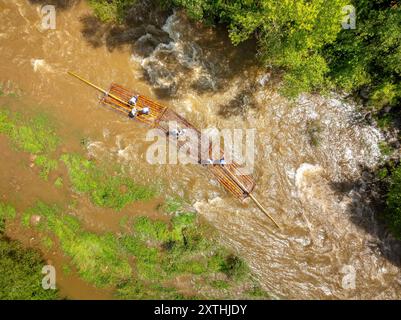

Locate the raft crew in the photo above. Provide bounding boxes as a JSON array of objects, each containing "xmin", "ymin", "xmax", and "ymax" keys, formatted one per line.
[
  {"xmin": 128, "ymin": 95, "xmax": 138, "ymax": 106},
  {"xmin": 168, "ymin": 128, "xmax": 186, "ymax": 138},
  {"xmin": 129, "ymin": 107, "xmax": 138, "ymax": 118},
  {"xmin": 200, "ymin": 157, "xmax": 226, "ymax": 165},
  {"xmin": 129, "ymin": 106, "xmax": 150, "ymax": 118},
  {"xmin": 200, "ymin": 158, "xmax": 213, "ymax": 165},
  {"xmin": 140, "ymin": 106, "xmax": 150, "ymax": 115},
  {"xmin": 127, "ymin": 94, "xmax": 150, "ymax": 118}
]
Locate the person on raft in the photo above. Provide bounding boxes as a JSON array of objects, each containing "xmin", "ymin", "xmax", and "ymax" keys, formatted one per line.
[
  {"xmin": 168, "ymin": 128, "xmax": 186, "ymax": 138},
  {"xmin": 127, "ymin": 95, "xmax": 150, "ymax": 118},
  {"xmin": 129, "ymin": 106, "xmax": 150, "ymax": 118},
  {"xmin": 128, "ymin": 95, "xmax": 138, "ymax": 106},
  {"xmin": 200, "ymin": 157, "xmax": 226, "ymax": 165}
]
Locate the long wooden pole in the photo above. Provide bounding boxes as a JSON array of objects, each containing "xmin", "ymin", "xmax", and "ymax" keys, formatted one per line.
[
  {"xmin": 68, "ymin": 71, "xmax": 134, "ymax": 110},
  {"xmin": 223, "ymin": 167, "xmax": 281, "ymax": 229},
  {"xmin": 249, "ymin": 193, "xmax": 281, "ymax": 229},
  {"xmin": 68, "ymin": 71, "xmax": 281, "ymax": 228}
]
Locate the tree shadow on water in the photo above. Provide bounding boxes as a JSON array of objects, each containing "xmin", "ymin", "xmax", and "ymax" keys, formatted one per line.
[
  {"xmin": 77, "ymin": 0, "xmax": 262, "ymax": 104},
  {"xmin": 329, "ymin": 165, "xmax": 401, "ymax": 268},
  {"xmin": 79, "ymin": 0, "xmax": 171, "ymax": 50},
  {"xmin": 217, "ymin": 87, "xmax": 258, "ymax": 118}
]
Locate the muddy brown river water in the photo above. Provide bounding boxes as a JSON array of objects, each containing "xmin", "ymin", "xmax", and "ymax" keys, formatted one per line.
[{"xmin": 1, "ymin": 0, "xmax": 401, "ymax": 299}]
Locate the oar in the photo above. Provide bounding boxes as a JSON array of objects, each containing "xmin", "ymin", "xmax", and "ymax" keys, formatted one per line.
[
  {"xmin": 68, "ymin": 71, "xmax": 136, "ymax": 111},
  {"xmin": 223, "ymin": 166, "xmax": 281, "ymax": 229},
  {"xmin": 249, "ymin": 193, "xmax": 281, "ymax": 229}
]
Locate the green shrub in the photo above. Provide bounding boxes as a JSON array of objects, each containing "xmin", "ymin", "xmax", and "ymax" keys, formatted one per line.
[
  {"xmin": 219, "ymin": 254, "xmax": 248, "ymax": 281},
  {"xmin": 386, "ymin": 166, "xmax": 401, "ymax": 238},
  {"xmin": 88, "ymin": 0, "xmax": 137, "ymax": 22},
  {"xmin": 379, "ymin": 141, "xmax": 393, "ymax": 157},
  {"xmin": 0, "ymin": 236, "xmax": 59, "ymax": 300}
]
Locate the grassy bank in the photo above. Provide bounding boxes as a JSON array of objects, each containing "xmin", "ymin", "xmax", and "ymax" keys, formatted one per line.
[{"xmin": 3, "ymin": 199, "xmax": 267, "ymax": 299}]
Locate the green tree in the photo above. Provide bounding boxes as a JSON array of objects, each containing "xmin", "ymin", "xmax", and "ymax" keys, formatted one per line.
[
  {"xmin": 324, "ymin": 0, "xmax": 401, "ymax": 110},
  {"xmin": 0, "ymin": 237, "xmax": 59, "ymax": 300},
  {"xmin": 165, "ymin": 0, "xmax": 347, "ymax": 96}
]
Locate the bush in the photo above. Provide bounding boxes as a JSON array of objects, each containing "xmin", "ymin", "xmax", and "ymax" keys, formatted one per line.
[
  {"xmin": 385, "ymin": 166, "xmax": 401, "ymax": 238},
  {"xmin": 0, "ymin": 237, "xmax": 59, "ymax": 300},
  {"xmin": 88, "ymin": 0, "xmax": 138, "ymax": 22}
]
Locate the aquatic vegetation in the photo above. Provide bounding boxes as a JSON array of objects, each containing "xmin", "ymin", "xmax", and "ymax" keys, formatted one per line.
[
  {"xmin": 34, "ymin": 155, "xmax": 59, "ymax": 180},
  {"xmin": 375, "ymin": 114, "xmax": 394, "ymax": 129},
  {"xmin": 0, "ymin": 111, "xmax": 59, "ymax": 155},
  {"xmin": 41, "ymin": 236, "xmax": 54, "ymax": 250},
  {"xmin": 244, "ymin": 283, "xmax": 270, "ymax": 299},
  {"xmin": 0, "ymin": 202, "xmax": 16, "ymax": 233},
  {"xmin": 163, "ymin": 197, "xmax": 184, "ymax": 214},
  {"xmin": 15, "ymin": 199, "xmax": 266, "ymax": 299},
  {"xmin": 0, "ymin": 202, "xmax": 17, "ymax": 220},
  {"xmin": 116, "ymin": 280, "xmax": 185, "ymax": 300},
  {"xmin": 0, "ymin": 109, "xmax": 154, "ymax": 204},
  {"xmin": 306, "ymin": 120, "xmax": 322, "ymax": 147},
  {"xmin": 0, "ymin": 101, "xmax": 266, "ymax": 299},
  {"xmin": 0, "ymin": 109, "xmax": 59, "ymax": 179},
  {"xmin": 54, "ymin": 177, "xmax": 63, "ymax": 188},
  {"xmin": 61, "ymin": 153, "xmax": 155, "ymax": 210},
  {"xmin": 118, "ymin": 210, "xmax": 253, "ymax": 298},
  {"xmin": 23, "ymin": 202, "xmax": 132, "ymax": 287},
  {"xmin": 98, "ymin": 0, "xmax": 401, "ymax": 114},
  {"xmin": 0, "ymin": 81, "xmax": 21, "ymax": 98},
  {"xmin": 219, "ymin": 254, "xmax": 248, "ymax": 281}
]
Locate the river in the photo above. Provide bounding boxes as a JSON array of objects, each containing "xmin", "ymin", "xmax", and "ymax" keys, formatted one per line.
[{"xmin": 1, "ymin": 0, "xmax": 401, "ymax": 299}]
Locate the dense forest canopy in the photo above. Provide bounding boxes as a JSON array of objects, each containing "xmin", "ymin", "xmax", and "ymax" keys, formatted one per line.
[{"xmin": 162, "ymin": 0, "xmax": 401, "ymax": 108}]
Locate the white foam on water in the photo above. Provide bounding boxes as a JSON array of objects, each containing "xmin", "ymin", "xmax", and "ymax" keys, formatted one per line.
[{"xmin": 31, "ymin": 59, "xmax": 53, "ymax": 73}]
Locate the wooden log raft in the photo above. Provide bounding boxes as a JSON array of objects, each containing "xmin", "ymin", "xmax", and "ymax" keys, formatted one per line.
[{"xmin": 68, "ymin": 72, "xmax": 280, "ymax": 228}]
